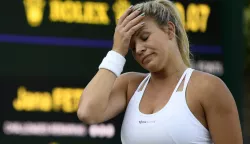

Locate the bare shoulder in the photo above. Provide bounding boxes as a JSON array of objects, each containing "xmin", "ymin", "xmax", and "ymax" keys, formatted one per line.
[
  {"xmin": 190, "ymin": 70, "xmax": 227, "ymax": 93},
  {"xmin": 119, "ymin": 72, "xmax": 148, "ymax": 102},
  {"xmin": 190, "ymin": 70, "xmax": 235, "ymax": 109},
  {"xmin": 190, "ymin": 71, "xmax": 242, "ymax": 143}
]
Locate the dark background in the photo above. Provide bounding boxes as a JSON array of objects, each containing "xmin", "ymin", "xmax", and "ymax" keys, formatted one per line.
[{"xmin": 0, "ymin": 0, "xmax": 246, "ymax": 143}]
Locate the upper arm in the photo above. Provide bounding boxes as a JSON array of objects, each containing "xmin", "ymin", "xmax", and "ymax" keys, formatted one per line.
[
  {"xmin": 201, "ymin": 75, "xmax": 243, "ymax": 144},
  {"xmin": 101, "ymin": 72, "xmax": 136, "ymax": 122}
]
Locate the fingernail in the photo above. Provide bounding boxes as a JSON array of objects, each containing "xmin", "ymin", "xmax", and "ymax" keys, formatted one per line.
[
  {"xmin": 141, "ymin": 22, "xmax": 145, "ymax": 25},
  {"xmin": 140, "ymin": 13, "xmax": 145, "ymax": 16},
  {"xmin": 129, "ymin": 5, "xmax": 133, "ymax": 9}
]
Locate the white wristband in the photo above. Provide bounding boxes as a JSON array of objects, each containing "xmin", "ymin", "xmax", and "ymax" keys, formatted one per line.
[{"xmin": 98, "ymin": 50, "xmax": 126, "ymax": 77}]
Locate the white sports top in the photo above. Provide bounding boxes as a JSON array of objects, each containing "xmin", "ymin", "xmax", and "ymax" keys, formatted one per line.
[{"xmin": 121, "ymin": 68, "xmax": 213, "ymax": 144}]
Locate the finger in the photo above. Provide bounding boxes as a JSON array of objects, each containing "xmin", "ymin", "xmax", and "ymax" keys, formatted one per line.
[
  {"xmin": 127, "ymin": 22, "xmax": 145, "ymax": 36},
  {"xmin": 124, "ymin": 13, "xmax": 145, "ymax": 32},
  {"xmin": 121, "ymin": 9, "xmax": 141, "ymax": 27},
  {"xmin": 117, "ymin": 6, "xmax": 133, "ymax": 25}
]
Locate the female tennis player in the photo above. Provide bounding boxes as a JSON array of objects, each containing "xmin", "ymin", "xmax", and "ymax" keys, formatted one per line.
[{"xmin": 77, "ymin": 0, "xmax": 243, "ymax": 143}]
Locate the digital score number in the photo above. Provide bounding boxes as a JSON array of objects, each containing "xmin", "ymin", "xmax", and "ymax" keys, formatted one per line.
[
  {"xmin": 175, "ymin": 2, "xmax": 210, "ymax": 33},
  {"xmin": 23, "ymin": 0, "xmax": 211, "ymax": 33}
]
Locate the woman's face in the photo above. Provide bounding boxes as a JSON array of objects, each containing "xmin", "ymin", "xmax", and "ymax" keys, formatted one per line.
[{"xmin": 130, "ymin": 17, "xmax": 175, "ymax": 72}]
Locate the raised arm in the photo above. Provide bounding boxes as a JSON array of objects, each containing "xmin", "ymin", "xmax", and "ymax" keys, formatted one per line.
[
  {"xmin": 77, "ymin": 6, "xmax": 145, "ymax": 124},
  {"xmin": 77, "ymin": 70, "xmax": 128, "ymax": 124}
]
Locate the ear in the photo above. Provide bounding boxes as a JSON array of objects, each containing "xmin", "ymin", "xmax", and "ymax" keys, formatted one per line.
[{"xmin": 166, "ymin": 21, "xmax": 176, "ymax": 40}]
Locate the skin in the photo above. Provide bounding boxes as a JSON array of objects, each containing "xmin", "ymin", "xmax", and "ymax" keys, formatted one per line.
[{"xmin": 77, "ymin": 6, "xmax": 243, "ymax": 144}]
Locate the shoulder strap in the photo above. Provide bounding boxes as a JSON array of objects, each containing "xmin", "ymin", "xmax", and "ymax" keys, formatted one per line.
[
  {"xmin": 135, "ymin": 73, "xmax": 151, "ymax": 92},
  {"xmin": 173, "ymin": 68, "xmax": 189, "ymax": 93},
  {"xmin": 183, "ymin": 68, "xmax": 194, "ymax": 92}
]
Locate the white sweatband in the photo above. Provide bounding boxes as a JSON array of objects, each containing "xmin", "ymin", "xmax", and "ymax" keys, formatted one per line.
[{"xmin": 98, "ymin": 50, "xmax": 126, "ymax": 77}]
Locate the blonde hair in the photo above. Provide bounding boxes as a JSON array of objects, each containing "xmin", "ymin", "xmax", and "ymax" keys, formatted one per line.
[{"xmin": 132, "ymin": 0, "xmax": 191, "ymax": 67}]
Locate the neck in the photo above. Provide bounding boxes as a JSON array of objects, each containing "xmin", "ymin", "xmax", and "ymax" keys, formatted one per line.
[{"xmin": 150, "ymin": 54, "xmax": 188, "ymax": 86}]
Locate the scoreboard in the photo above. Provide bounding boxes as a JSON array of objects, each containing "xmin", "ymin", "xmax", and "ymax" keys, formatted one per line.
[{"xmin": 0, "ymin": 0, "xmax": 242, "ymax": 143}]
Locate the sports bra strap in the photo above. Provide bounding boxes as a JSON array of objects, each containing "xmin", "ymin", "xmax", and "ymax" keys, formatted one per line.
[
  {"xmin": 138, "ymin": 68, "xmax": 191, "ymax": 94},
  {"xmin": 182, "ymin": 68, "xmax": 194, "ymax": 92},
  {"xmin": 135, "ymin": 73, "xmax": 151, "ymax": 92},
  {"xmin": 172, "ymin": 68, "xmax": 190, "ymax": 93}
]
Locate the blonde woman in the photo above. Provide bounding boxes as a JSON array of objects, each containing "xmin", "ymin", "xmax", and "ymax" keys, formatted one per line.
[{"xmin": 77, "ymin": 0, "xmax": 243, "ymax": 143}]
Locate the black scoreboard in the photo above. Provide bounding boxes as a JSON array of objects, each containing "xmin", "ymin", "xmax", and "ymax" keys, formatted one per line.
[{"xmin": 0, "ymin": 0, "xmax": 236, "ymax": 143}]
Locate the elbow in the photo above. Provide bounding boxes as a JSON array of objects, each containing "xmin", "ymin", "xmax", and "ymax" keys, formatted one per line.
[{"xmin": 77, "ymin": 107, "xmax": 101, "ymax": 125}]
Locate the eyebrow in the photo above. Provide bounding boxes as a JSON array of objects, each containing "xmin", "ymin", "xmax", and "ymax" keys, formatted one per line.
[
  {"xmin": 130, "ymin": 27, "xmax": 148, "ymax": 48},
  {"xmin": 135, "ymin": 26, "xmax": 148, "ymax": 37}
]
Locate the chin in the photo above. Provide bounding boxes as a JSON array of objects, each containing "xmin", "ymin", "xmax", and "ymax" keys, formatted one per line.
[{"xmin": 142, "ymin": 61, "xmax": 161, "ymax": 72}]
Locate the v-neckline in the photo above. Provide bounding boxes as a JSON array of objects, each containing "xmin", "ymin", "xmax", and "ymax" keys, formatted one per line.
[{"xmin": 137, "ymin": 68, "xmax": 190, "ymax": 116}]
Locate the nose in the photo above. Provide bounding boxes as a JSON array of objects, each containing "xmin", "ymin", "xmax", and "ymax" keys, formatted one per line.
[{"xmin": 135, "ymin": 43, "xmax": 146, "ymax": 55}]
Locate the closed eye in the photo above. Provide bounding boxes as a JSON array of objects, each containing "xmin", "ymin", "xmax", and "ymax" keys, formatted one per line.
[
  {"xmin": 140, "ymin": 33, "xmax": 150, "ymax": 41},
  {"xmin": 141, "ymin": 36, "xmax": 148, "ymax": 41}
]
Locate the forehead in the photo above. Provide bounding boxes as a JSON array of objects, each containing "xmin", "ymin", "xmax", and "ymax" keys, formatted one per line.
[
  {"xmin": 142, "ymin": 17, "xmax": 159, "ymax": 28},
  {"xmin": 131, "ymin": 17, "xmax": 161, "ymax": 38},
  {"xmin": 130, "ymin": 17, "xmax": 159, "ymax": 46}
]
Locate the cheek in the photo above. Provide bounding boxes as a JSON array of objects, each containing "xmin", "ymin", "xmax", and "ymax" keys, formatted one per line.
[{"xmin": 154, "ymin": 49, "xmax": 168, "ymax": 65}]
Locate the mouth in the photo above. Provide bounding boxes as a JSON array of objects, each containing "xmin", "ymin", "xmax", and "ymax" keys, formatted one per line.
[{"xmin": 142, "ymin": 53, "xmax": 153, "ymax": 64}]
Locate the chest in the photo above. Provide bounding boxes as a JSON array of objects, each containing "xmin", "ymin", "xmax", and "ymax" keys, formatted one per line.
[
  {"xmin": 138, "ymin": 83, "xmax": 206, "ymax": 127},
  {"xmin": 139, "ymin": 85, "xmax": 177, "ymax": 114},
  {"xmin": 121, "ymin": 92, "xmax": 211, "ymax": 144}
]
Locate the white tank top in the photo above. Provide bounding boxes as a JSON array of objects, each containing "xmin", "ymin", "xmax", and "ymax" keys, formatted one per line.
[{"xmin": 121, "ymin": 68, "xmax": 213, "ymax": 144}]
